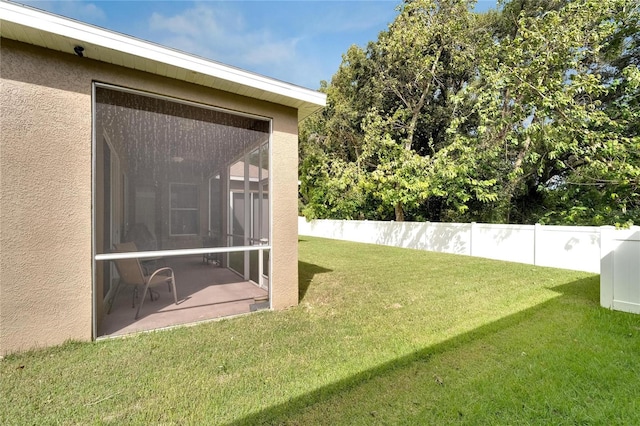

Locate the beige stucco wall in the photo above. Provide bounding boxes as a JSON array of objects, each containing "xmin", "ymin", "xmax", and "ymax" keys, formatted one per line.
[
  {"xmin": 271, "ymin": 127, "xmax": 300, "ymax": 310},
  {"xmin": 0, "ymin": 39, "xmax": 299, "ymax": 355}
]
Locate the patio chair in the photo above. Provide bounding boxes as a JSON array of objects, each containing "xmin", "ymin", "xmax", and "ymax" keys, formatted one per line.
[
  {"xmin": 124, "ymin": 223, "xmax": 161, "ymax": 274},
  {"xmin": 108, "ymin": 242, "xmax": 178, "ymax": 319}
]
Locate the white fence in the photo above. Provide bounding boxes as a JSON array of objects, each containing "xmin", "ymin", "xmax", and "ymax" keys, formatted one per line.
[
  {"xmin": 600, "ymin": 228, "xmax": 640, "ymax": 314},
  {"xmin": 299, "ymin": 218, "xmax": 640, "ymax": 314},
  {"xmin": 299, "ymin": 218, "xmax": 629, "ymax": 274}
]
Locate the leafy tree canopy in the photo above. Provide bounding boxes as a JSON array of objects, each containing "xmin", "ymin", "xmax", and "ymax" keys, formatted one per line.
[{"xmin": 300, "ymin": 0, "xmax": 640, "ymax": 226}]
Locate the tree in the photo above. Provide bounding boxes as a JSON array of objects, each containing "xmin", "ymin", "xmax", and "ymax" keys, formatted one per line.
[
  {"xmin": 298, "ymin": 47, "xmax": 377, "ymax": 220},
  {"xmin": 300, "ymin": 0, "xmax": 479, "ymax": 221},
  {"xmin": 365, "ymin": 0, "xmax": 479, "ymax": 220},
  {"xmin": 299, "ymin": 0, "xmax": 639, "ymax": 226},
  {"xmin": 440, "ymin": 0, "xmax": 640, "ymax": 225}
]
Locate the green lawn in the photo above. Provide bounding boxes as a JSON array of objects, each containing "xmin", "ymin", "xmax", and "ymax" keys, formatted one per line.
[{"xmin": 2, "ymin": 237, "xmax": 639, "ymax": 424}]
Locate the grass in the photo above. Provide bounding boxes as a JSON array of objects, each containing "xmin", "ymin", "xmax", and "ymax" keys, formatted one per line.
[{"xmin": 2, "ymin": 236, "xmax": 639, "ymax": 424}]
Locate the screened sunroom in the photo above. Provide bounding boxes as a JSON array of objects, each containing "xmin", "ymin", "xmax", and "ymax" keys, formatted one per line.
[
  {"xmin": 1, "ymin": 1, "xmax": 324, "ymax": 355},
  {"xmin": 94, "ymin": 85, "xmax": 272, "ymax": 337}
]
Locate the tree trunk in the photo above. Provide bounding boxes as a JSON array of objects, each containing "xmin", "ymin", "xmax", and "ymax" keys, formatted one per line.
[
  {"xmin": 404, "ymin": 47, "xmax": 442, "ymax": 151},
  {"xmin": 405, "ymin": 85, "xmax": 431, "ymax": 151},
  {"xmin": 395, "ymin": 201, "xmax": 405, "ymax": 222},
  {"xmin": 503, "ymin": 135, "xmax": 532, "ymax": 223}
]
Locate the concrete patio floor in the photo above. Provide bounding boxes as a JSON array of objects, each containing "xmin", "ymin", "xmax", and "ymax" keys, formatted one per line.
[{"xmin": 99, "ymin": 255, "xmax": 268, "ymax": 337}]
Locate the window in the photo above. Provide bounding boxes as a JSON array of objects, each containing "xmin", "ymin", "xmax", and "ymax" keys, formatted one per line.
[{"xmin": 170, "ymin": 183, "xmax": 199, "ymax": 235}]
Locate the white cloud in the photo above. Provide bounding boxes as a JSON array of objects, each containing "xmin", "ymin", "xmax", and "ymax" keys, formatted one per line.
[
  {"xmin": 146, "ymin": 3, "xmax": 309, "ymax": 83},
  {"xmin": 21, "ymin": 0, "xmax": 106, "ymax": 22},
  {"xmin": 75, "ymin": 2, "xmax": 105, "ymax": 21},
  {"xmin": 240, "ymin": 31, "xmax": 301, "ymax": 65},
  {"xmin": 149, "ymin": 4, "xmax": 239, "ymax": 39},
  {"xmin": 148, "ymin": 4, "xmax": 293, "ymax": 65}
]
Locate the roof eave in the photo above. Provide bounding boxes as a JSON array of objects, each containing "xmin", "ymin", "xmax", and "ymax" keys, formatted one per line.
[{"xmin": 0, "ymin": 1, "xmax": 326, "ymax": 122}]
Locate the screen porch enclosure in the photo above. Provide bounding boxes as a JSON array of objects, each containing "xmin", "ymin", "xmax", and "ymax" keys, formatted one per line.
[{"xmin": 93, "ymin": 84, "xmax": 271, "ymax": 336}]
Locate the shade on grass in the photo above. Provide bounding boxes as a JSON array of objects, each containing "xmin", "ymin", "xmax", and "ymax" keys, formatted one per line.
[{"xmin": 1, "ymin": 236, "xmax": 639, "ymax": 424}]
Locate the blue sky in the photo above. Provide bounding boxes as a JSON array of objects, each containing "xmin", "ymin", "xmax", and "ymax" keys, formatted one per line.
[{"xmin": 18, "ymin": 0, "xmax": 497, "ymax": 89}]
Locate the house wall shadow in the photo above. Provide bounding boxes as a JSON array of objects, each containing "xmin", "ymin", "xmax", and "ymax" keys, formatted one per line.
[
  {"xmin": 230, "ymin": 275, "xmax": 601, "ymax": 425},
  {"xmin": 298, "ymin": 260, "xmax": 332, "ymax": 302}
]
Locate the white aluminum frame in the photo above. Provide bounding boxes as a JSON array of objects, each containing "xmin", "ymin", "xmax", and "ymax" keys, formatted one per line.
[{"xmin": 92, "ymin": 82, "xmax": 274, "ymax": 338}]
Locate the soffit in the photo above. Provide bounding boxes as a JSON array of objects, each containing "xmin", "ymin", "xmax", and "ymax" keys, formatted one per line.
[{"xmin": 0, "ymin": 1, "xmax": 326, "ymax": 122}]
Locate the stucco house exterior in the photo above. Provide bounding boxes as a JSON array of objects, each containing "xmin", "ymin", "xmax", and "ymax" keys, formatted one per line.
[{"xmin": 0, "ymin": 1, "xmax": 326, "ymax": 355}]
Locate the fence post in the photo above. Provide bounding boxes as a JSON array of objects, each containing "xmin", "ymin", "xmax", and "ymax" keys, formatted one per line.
[
  {"xmin": 534, "ymin": 223, "xmax": 541, "ymax": 266},
  {"xmin": 599, "ymin": 226, "xmax": 615, "ymax": 309}
]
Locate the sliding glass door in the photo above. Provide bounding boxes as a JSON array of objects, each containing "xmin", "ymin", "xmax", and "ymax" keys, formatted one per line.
[{"xmin": 227, "ymin": 141, "xmax": 269, "ymax": 288}]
